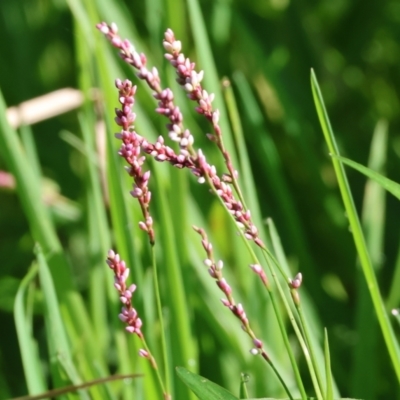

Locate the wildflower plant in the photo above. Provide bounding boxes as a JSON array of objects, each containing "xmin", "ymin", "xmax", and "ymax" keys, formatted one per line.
[
  {"xmin": 95, "ymin": 21, "xmax": 353, "ymax": 400},
  {"xmin": 2, "ymin": 5, "xmax": 400, "ymax": 400}
]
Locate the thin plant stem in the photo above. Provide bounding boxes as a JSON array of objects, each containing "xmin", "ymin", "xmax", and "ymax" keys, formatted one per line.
[
  {"xmin": 150, "ymin": 245, "xmax": 171, "ymax": 398},
  {"xmin": 261, "ymin": 252, "xmax": 323, "ymax": 400},
  {"xmin": 296, "ymin": 302, "xmax": 325, "ymax": 393},
  {"xmin": 200, "ymin": 172, "xmax": 306, "ymax": 398},
  {"xmin": 140, "ymin": 336, "xmax": 169, "ymax": 399},
  {"xmin": 264, "ymin": 356, "xmax": 294, "ymax": 400}
]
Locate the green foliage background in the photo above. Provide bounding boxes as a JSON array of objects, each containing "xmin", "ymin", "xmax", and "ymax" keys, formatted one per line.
[{"xmin": 0, "ymin": 0, "xmax": 399, "ymax": 399}]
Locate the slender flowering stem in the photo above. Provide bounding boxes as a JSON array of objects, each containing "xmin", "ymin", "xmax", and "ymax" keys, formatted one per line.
[
  {"xmin": 193, "ymin": 226, "xmax": 293, "ymax": 400},
  {"xmin": 112, "ymin": 80, "xmax": 171, "ymax": 397},
  {"xmin": 106, "ymin": 250, "xmax": 170, "ymax": 399}
]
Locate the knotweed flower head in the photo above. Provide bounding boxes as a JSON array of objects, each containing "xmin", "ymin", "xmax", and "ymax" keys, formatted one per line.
[{"xmin": 106, "ymin": 250, "xmax": 143, "ymax": 338}]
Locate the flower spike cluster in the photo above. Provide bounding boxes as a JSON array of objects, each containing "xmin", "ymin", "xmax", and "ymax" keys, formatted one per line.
[
  {"xmin": 106, "ymin": 250, "xmax": 157, "ymax": 366},
  {"xmin": 114, "ymin": 79, "xmax": 155, "ymax": 244},
  {"xmin": 97, "ymin": 21, "xmax": 264, "ymax": 248}
]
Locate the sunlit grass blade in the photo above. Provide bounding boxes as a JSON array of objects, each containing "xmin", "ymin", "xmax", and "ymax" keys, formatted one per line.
[
  {"xmin": 331, "ymin": 154, "xmax": 400, "ymax": 201},
  {"xmin": 310, "ymin": 68, "xmax": 400, "ymax": 383},
  {"xmin": 176, "ymin": 367, "xmax": 239, "ymax": 400},
  {"xmin": 351, "ymin": 119, "xmax": 387, "ymax": 398},
  {"xmin": 14, "ymin": 264, "xmax": 47, "ymax": 395},
  {"xmin": 0, "ymin": 89, "xmax": 59, "ymax": 252},
  {"xmin": 153, "ymin": 167, "xmax": 196, "ymax": 400},
  {"xmin": 231, "ymin": 71, "xmax": 321, "ymax": 292},
  {"xmin": 36, "ymin": 244, "xmax": 89, "ymax": 399}
]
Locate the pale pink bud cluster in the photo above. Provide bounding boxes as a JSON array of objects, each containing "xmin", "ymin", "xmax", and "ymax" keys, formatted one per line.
[
  {"xmin": 194, "ymin": 226, "xmax": 266, "ymax": 358},
  {"xmin": 153, "ymin": 88, "xmax": 195, "ymax": 152},
  {"xmin": 114, "ymin": 79, "xmax": 155, "ymax": 244},
  {"xmin": 106, "ymin": 251, "xmax": 158, "ymax": 365},
  {"xmin": 163, "ymin": 29, "xmax": 215, "ymax": 121},
  {"xmin": 97, "ymin": 22, "xmax": 193, "ymax": 151},
  {"xmin": 96, "ymin": 22, "xmax": 161, "ymax": 92},
  {"xmin": 163, "ymin": 28, "xmax": 255, "ymax": 240},
  {"xmin": 106, "ymin": 250, "xmax": 143, "ymax": 337},
  {"xmin": 197, "ymin": 150, "xmax": 262, "ymax": 245}
]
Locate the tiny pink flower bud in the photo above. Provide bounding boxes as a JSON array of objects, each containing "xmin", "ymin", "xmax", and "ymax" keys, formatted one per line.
[
  {"xmin": 216, "ymin": 260, "xmax": 223, "ymax": 270},
  {"xmin": 172, "ymin": 40, "xmax": 182, "ymax": 53},
  {"xmin": 129, "ymin": 284, "xmax": 137, "ymax": 293},
  {"xmin": 131, "ymin": 187, "xmax": 143, "ymax": 198},
  {"xmin": 163, "ymin": 41, "xmax": 173, "ymax": 53},
  {"xmin": 253, "ymin": 338, "xmax": 263, "ymax": 349},
  {"xmin": 108, "ymin": 249, "xmax": 116, "ymax": 259},
  {"xmin": 250, "ymin": 264, "xmax": 262, "ymax": 273},
  {"xmin": 220, "ymin": 298, "xmax": 231, "ymax": 307},
  {"xmin": 217, "ymin": 278, "xmax": 232, "ymax": 295},
  {"xmin": 139, "ymin": 349, "xmax": 149, "ymax": 358},
  {"xmin": 184, "ymin": 83, "xmax": 193, "ymax": 92},
  {"xmin": 208, "ymin": 268, "xmax": 217, "ymax": 279},
  {"xmin": 204, "ymin": 259, "xmax": 213, "ymax": 267},
  {"xmin": 138, "ymin": 221, "xmax": 148, "ymax": 231}
]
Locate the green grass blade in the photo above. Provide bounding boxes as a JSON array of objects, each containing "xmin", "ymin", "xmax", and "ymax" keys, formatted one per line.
[
  {"xmin": 36, "ymin": 244, "xmax": 89, "ymax": 399},
  {"xmin": 310, "ymin": 69, "xmax": 400, "ymax": 383},
  {"xmin": 387, "ymin": 245, "xmax": 400, "ymax": 310},
  {"xmin": 176, "ymin": 367, "xmax": 239, "ymax": 400},
  {"xmin": 332, "ymin": 154, "xmax": 400, "ymax": 201},
  {"xmin": 14, "ymin": 264, "xmax": 47, "ymax": 395},
  {"xmin": 351, "ymin": 120, "xmax": 387, "ymax": 398},
  {"xmin": 239, "ymin": 373, "xmax": 250, "ymax": 399},
  {"xmin": 154, "ymin": 166, "xmax": 196, "ymax": 400},
  {"xmin": 323, "ymin": 329, "xmax": 334, "ymax": 400},
  {"xmin": 0, "ymin": 89, "xmax": 59, "ymax": 252}
]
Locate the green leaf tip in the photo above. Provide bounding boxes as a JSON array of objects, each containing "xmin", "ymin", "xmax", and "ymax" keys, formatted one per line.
[{"xmin": 176, "ymin": 366, "xmax": 239, "ymax": 400}]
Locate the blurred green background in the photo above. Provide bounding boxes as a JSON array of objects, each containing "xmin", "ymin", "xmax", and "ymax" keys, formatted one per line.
[{"xmin": 0, "ymin": 0, "xmax": 400, "ymax": 399}]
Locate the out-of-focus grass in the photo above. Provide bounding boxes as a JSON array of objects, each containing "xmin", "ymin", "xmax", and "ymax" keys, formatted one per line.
[{"xmin": 0, "ymin": 0, "xmax": 399, "ymax": 399}]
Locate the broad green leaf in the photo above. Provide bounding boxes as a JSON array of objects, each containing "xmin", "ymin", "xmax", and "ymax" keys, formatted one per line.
[{"xmin": 176, "ymin": 367, "xmax": 239, "ymax": 400}]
